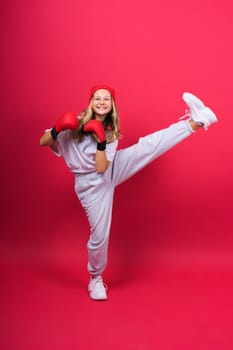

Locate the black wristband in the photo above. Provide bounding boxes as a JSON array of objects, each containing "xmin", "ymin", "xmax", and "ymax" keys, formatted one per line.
[
  {"xmin": 51, "ymin": 127, "xmax": 58, "ymax": 141},
  {"xmin": 97, "ymin": 140, "xmax": 106, "ymax": 151}
]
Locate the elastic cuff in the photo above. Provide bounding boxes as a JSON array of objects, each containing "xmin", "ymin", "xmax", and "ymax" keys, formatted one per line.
[
  {"xmin": 185, "ymin": 119, "xmax": 196, "ymax": 133},
  {"xmin": 51, "ymin": 127, "xmax": 58, "ymax": 140},
  {"xmin": 97, "ymin": 140, "xmax": 106, "ymax": 151}
]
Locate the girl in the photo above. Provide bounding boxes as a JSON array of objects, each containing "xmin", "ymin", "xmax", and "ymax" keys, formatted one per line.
[{"xmin": 40, "ymin": 85, "xmax": 218, "ymax": 300}]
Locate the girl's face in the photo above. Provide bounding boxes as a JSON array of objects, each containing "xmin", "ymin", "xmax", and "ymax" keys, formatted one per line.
[{"xmin": 92, "ymin": 89, "xmax": 112, "ymax": 120}]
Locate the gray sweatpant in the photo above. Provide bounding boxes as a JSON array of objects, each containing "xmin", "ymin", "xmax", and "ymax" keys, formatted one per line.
[{"xmin": 74, "ymin": 120, "xmax": 194, "ymax": 276}]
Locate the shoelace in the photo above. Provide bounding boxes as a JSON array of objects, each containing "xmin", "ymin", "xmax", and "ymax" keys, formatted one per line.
[
  {"xmin": 179, "ymin": 109, "xmax": 191, "ymax": 120},
  {"xmin": 92, "ymin": 278, "xmax": 108, "ymax": 291},
  {"xmin": 179, "ymin": 109, "xmax": 204, "ymax": 128}
]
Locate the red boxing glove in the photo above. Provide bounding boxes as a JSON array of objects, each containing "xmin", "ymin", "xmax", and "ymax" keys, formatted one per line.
[
  {"xmin": 83, "ymin": 120, "xmax": 106, "ymax": 142},
  {"xmin": 83, "ymin": 120, "xmax": 106, "ymax": 151},
  {"xmin": 51, "ymin": 112, "xmax": 79, "ymax": 140}
]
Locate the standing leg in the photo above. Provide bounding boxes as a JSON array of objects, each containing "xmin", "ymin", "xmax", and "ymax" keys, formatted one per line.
[
  {"xmin": 86, "ymin": 187, "xmax": 114, "ymax": 278},
  {"xmin": 75, "ymin": 173, "xmax": 114, "ymax": 300},
  {"xmin": 75, "ymin": 173, "xmax": 114, "ymax": 276}
]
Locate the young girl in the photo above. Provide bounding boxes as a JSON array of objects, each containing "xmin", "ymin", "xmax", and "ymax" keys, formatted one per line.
[{"xmin": 40, "ymin": 85, "xmax": 218, "ymax": 301}]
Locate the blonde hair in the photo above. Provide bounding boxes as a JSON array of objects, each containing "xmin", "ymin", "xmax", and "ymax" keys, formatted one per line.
[{"xmin": 73, "ymin": 97, "xmax": 121, "ymax": 143}]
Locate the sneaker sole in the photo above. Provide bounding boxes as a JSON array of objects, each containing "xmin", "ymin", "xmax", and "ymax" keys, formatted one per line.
[
  {"xmin": 202, "ymin": 106, "xmax": 218, "ymax": 124},
  {"xmin": 90, "ymin": 293, "xmax": 108, "ymax": 301}
]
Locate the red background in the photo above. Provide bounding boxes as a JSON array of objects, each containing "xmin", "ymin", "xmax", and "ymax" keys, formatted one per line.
[{"xmin": 1, "ymin": 0, "xmax": 233, "ymax": 349}]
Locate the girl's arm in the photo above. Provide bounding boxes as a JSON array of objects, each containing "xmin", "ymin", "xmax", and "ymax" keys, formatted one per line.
[
  {"xmin": 40, "ymin": 130, "xmax": 54, "ymax": 146},
  {"xmin": 40, "ymin": 112, "xmax": 79, "ymax": 146},
  {"xmin": 95, "ymin": 150, "xmax": 110, "ymax": 174},
  {"xmin": 84, "ymin": 119, "xmax": 111, "ymax": 174}
]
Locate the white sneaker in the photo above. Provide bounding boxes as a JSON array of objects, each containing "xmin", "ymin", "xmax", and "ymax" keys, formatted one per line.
[
  {"xmin": 182, "ymin": 92, "xmax": 218, "ymax": 130},
  {"xmin": 88, "ymin": 275, "xmax": 108, "ymax": 300}
]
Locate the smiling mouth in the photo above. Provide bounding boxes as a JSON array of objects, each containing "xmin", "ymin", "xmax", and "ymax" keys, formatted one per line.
[{"xmin": 96, "ymin": 107, "xmax": 108, "ymax": 111}]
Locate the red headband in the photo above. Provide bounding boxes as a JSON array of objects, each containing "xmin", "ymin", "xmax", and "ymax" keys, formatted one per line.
[{"xmin": 89, "ymin": 85, "xmax": 116, "ymax": 102}]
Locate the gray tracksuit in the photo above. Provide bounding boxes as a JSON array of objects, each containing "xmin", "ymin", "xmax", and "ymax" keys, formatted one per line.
[{"xmin": 51, "ymin": 120, "xmax": 194, "ymax": 276}]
